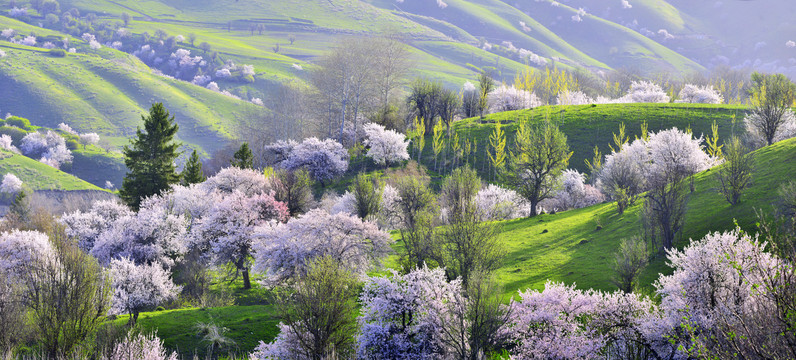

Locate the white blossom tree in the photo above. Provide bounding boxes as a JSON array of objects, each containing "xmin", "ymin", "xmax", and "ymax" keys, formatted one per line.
[
  {"xmin": 598, "ymin": 139, "xmax": 650, "ymax": 214},
  {"xmin": 278, "ymin": 137, "xmax": 349, "ymax": 184},
  {"xmin": 544, "ymin": 169, "xmax": 605, "ymax": 211},
  {"xmin": 475, "ymin": 184, "xmax": 530, "ymax": 221},
  {"xmin": 201, "ymin": 167, "xmax": 272, "ymax": 196},
  {"xmin": 557, "ymin": 90, "xmax": 594, "ymax": 106},
  {"xmin": 677, "ymin": 84, "xmax": 723, "ymax": 104},
  {"xmin": 487, "ymin": 84, "xmax": 542, "ymax": 112},
  {"xmin": 253, "ymin": 209, "xmax": 393, "ymax": 282},
  {"xmin": 61, "ymin": 200, "xmax": 133, "ymax": 251},
  {"xmin": 106, "ymin": 331, "xmax": 178, "ymax": 360},
  {"xmin": 0, "ymin": 230, "xmax": 53, "ymax": 279},
  {"xmin": 0, "ymin": 134, "xmax": 18, "ymax": 153},
  {"xmin": 0, "ymin": 173, "xmax": 23, "ymax": 195},
  {"xmin": 109, "ymin": 257, "xmax": 180, "ymax": 324},
  {"xmin": 362, "ymin": 122, "xmax": 409, "ymax": 166},
  {"xmin": 90, "ymin": 203, "xmax": 188, "ymax": 268},
  {"xmin": 624, "ymin": 81, "xmax": 670, "ymax": 103},
  {"xmin": 19, "ymin": 130, "xmax": 73, "ymax": 169},
  {"xmin": 79, "ymin": 133, "xmax": 100, "ymax": 148}
]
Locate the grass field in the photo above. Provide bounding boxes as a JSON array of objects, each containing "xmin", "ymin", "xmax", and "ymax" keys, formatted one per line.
[{"xmin": 113, "ymin": 305, "xmax": 279, "ymax": 358}]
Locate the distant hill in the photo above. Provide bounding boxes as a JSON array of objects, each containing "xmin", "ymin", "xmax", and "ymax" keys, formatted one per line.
[{"xmin": 0, "ymin": 16, "xmax": 263, "ymax": 157}]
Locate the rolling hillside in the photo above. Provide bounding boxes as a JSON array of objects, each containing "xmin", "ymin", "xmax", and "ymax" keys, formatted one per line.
[{"xmin": 0, "ymin": 16, "xmax": 263, "ymax": 156}]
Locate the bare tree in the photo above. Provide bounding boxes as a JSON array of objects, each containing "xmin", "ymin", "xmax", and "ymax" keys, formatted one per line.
[
  {"xmin": 21, "ymin": 227, "xmax": 111, "ymax": 358},
  {"xmin": 746, "ymin": 72, "xmax": 796, "ymax": 146},
  {"xmin": 276, "ymin": 256, "xmax": 359, "ymax": 360},
  {"xmin": 611, "ymin": 237, "xmax": 649, "ymax": 293},
  {"xmin": 371, "ymin": 34, "xmax": 412, "ymax": 111},
  {"xmin": 716, "ymin": 136, "xmax": 753, "ymax": 205}
]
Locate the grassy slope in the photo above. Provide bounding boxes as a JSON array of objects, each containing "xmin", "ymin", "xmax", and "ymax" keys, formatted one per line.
[
  {"xmin": 113, "ymin": 305, "xmax": 279, "ymax": 358},
  {"xmin": 418, "ymin": 103, "xmax": 747, "ymax": 178},
  {"xmin": 0, "ymin": 150, "xmax": 104, "ymax": 191},
  {"xmin": 486, "ymin": 137, "xmax": 796, "ymax": 299}
]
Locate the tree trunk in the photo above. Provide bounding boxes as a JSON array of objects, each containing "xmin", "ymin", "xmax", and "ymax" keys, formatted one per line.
[{"xmin": 242, "ymin": 267, "xmax": 251, "ymax": 290}]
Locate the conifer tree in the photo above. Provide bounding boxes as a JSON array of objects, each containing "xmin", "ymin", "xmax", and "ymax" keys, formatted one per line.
[
  {"xmin": 120, "ymin": 103, "xmax": 181, "ymax": 210},
  {"xmin": 181, "ymin": 150, "xmax": 205, "ymax": 185},
  {"xmin": 231, "ymin": 142, "xmax": 254, "ymax": 169}
]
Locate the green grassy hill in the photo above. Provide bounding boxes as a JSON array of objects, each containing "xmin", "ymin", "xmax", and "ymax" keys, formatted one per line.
[
  {"xmin": 486, "ymin": 136, "xmax": 796, "ymax": 298},
  {"xmin": 416, "ymin": 103, "xmax": 747, "ymax": 180},
  {"xmin": 0, "ymin": 149, "xmax": 104, "ymax": 191}
]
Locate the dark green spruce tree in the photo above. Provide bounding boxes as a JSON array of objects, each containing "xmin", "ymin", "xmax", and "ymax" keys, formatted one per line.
[
  {"xmin": 120, "ymin": 103, "xmax": 181, "ymax": 210},
  {"xmin": 231, "ymin": 142, "xmax": 254, "ymax": 169},
  {"xmin": 181, "ymin": 150, "xmax": 205, "ymax": 185}
]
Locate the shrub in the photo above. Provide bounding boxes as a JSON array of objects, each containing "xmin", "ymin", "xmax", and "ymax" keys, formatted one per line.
[
  {"xmin": 4, "ymin": 116, "xmax": 31, "ymax": 130},
  {"xmin": 0, "ymin": 126, "xmax": 28, "ymax": 144},
  {"xmin": 48, "ymin": 48, "xmax": 66, "ymax": 57}
]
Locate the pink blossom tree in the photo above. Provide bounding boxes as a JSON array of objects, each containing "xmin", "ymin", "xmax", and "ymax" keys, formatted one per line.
[
  {"xmin": 505, "ymin": 281, "xmax": 660, "ymax": 359},
  {"xmin": 654, "ymin": 229, "xmax": 794, "ymax": 358},
  {"xmin": 358, "ymin": 265, "xmax": 463, "ymax": 359},
  {"xmin": 192, "ymin": 191, "xmax": 288, "ymax": 289}
]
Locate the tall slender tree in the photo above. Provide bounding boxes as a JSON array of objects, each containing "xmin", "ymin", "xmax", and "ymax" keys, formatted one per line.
[
  {"xmin": 181, "ymin": 150, "xmax": 205, "ymax": 185},
  {"xmin": 120, "ymin": 103, "xmax": 181, "ymax": 210}
]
